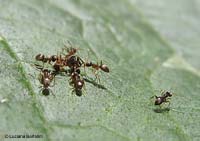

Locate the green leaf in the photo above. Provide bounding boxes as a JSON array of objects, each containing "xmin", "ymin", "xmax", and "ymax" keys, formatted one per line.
[{"xmin": 0, "ymin": 0, "xmax": 199, "ymax": 141}]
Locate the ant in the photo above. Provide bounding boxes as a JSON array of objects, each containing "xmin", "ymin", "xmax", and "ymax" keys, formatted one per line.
[
  {"xmin": 62, "ymin": 41, "xmax": 78, "ymax": 59},
  {"xmin": 84, "ymin": 60, "xmax": 109, "ymax": 82},
  {"xmin": 35, "ymin": 53, "xmax": 67, "ymax": 75},
  {"xmin": 52, "ymin": 54, "xmax": 66, "ymax": 72},
  {"xmin": 65, "ymin": 55, "xmax": 84, "ymax": 69},
  {"xmin": 152, "ymin": 91, "xmax": 173, "ymax": 107},
  {"xmin": 35, "ymin": 64, "xmax": 55, "ymax": 96},
  {"xmin": 35, "ymin": 54, "xmax": 57, "ymax": 64},
  {"xmin": 69, "ymin": 68, "xmax": 85, "ymax": 96},
  {"xmin": 63, "ymin": 46, "xmax": 78, "ymax": 59},
  {"xmin": 85, "ymin": 60, "xmax": 109, "ymax": 73}
]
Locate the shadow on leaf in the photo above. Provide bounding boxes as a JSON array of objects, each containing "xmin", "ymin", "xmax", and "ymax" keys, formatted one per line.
[
  {"xmin": 153, "ymin": 107, "xmax": 170, "ymax": 113},
  {"xmin": 83, "ymin": 78, "xmax": 107, "ymax": 90}
]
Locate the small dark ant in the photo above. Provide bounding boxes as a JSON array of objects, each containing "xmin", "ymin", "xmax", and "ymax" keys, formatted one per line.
[
  {"xmin": 69, "ymin": 68, "xmax": 85, "ymax": 96},
  {"xmin": 35, "ymin": 54, "xmax": 57, "ymax": 64},
  {"xmin": 152, "ymin": 91, "xmax": 172, "ymax": 106},
  {"xmin": 85, "ymin": 60, "xmax": 109, "ymax": 73},
  {"xmin": 35, "ymin": 64, "xmax": 55, "ymax": 96}
]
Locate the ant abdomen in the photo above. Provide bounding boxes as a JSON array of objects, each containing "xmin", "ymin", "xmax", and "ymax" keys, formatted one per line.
[
  {"xmin": 153, "ymin": 91, "xmax": 173, "ymax": 106},
  {"xmin": 42, "ymin": 88, "xmax": 50, "ymax": 96},
  {"xmin": 100, "ymin": 64, "xmax": 109, "ymax": 73},
  {"xmin": 85, "ymin": 62, "xmax": 93, "ymax": 67}
]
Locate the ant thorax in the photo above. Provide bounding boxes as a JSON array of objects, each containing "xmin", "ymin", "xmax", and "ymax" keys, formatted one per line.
[{"xmin": 44, "ymin": 78, "xmax": 51, "ymax": 86}]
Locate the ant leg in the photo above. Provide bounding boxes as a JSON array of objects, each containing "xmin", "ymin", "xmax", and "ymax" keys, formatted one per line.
[
  {"xmin": 79, "ymin": 57, "xmax": 85, "ymax": 67},
  {"xmin": 50, "ymin": 78, "xmax": 56, "ymax": 87},
  {"xmin": 82, "ymin": 81, "xmax": 87, "ymax": 95},
  {"xmin": 34, "ymin": 63, "xmax": 43, "ymax": 71},
  {"xmin": 39, "ymin": 88, "xmax": 42, "ymax": 95},
  {"xmin": 96, "ymin": 73, "xmax": 101, "ymax": 84},
  {"xmin": 83, "ymin": 50, "xmax": 90, "ymax": 73},
  {"xmin": 93, "ymin": 70, "xmax": 101, "ymax": 83},
  {"xmin": 28, "ymin": 72, "xmax": 36, "ymax": 80},
  {"xmin": 71, "ymin": 88, "xmax": 75, "ymax": 95},
  {"xmin": 150, "ymin": 95, "xmax": 157, "ymax": 99},
  {"xmin": 67, "ymin": 40, "xmax": 73, "ymax": 48},
  {"xmin": 165, "ymin": 101, "xmax": 171, "ymax": 108},
  {"xmin": 100, "ymin": 60, "xmax": 103, "ymax": 66},
  {"xmin": 161, "ymin": 90, "xmax": 165, "ymax": 95},
  {"xmin": 49, "ymin": 89, "xmax": 55, "ymax": 97}
]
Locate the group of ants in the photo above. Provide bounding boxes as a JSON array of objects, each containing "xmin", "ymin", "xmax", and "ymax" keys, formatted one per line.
[
  {"xmin": 33, "ymin": 42, "xmax": 173, "ymax": 108},
  {"xmin": 34, "ymin": 43, "xmax": 109, "ymax": 97}
]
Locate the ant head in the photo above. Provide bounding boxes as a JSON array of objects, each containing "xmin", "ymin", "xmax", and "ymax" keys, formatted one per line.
[
  {"xmin": 42, "ymin": 88, "xmax": 50, "ymax": 96},
  {"xmin": 43, "ymin": 69, "xmax": 51, "ymax": 75},
  {"xmin": 166, "ymin": 91, "xmax": 172, "ymax": 97}
]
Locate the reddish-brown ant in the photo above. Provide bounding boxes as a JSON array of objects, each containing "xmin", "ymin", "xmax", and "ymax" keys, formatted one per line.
[
  {"xmin": 84, "ymin": 60, "xmax": 109, "ymax": 82},
  {"xmin": 35, "ymin": 53, "xmax": 66, "ymax": 73},
  {"xmin": 85, "ymin": 60, "xmax": 109, "ymax": 73},
  {"xmin": 152, "ymin": 91, "xmax": 172, "ymax": 107},
  {"xmin": 62, "ymin": 41, "xmax": 78, "ymax": 59},
  {"xmin": 35, "ymin": 64, "xmax": 55, "ymax": 96},
  {"xmin": 63, "ymin": 46, "xmax": 78, "ymax": 58}
]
